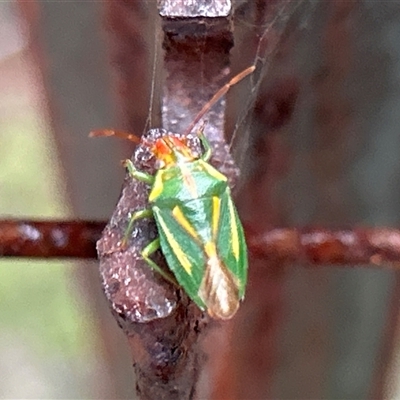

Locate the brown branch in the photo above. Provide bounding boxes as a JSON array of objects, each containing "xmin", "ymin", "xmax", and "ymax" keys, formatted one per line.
[
  {"xmin": 97, "ymin": 1, "xmax": 240, "ymax": 399},
  {"xmin": 246, "ymin": 225, "xmax": 400, "ymax": 267},
  {"xmin": 0, "ymin": 220, "xmax": 103, "ymax": 258},
  {"xmin": 2, "ymin": 220, "xmax": 400, "ymax": 268}
]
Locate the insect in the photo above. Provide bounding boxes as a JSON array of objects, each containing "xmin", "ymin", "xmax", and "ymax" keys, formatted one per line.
[{"xmin": 91, "ymin": 66, "xmax": 254, "ymax": 319}]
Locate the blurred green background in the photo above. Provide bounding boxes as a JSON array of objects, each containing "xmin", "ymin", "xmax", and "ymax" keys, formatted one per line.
[
  {"xmin": 0, "ymin": 93, "xmax": 99, "ymax": 398},
  {"xmin": 0, "ymin": 3, "xmax": 133, "ymax": 398}
]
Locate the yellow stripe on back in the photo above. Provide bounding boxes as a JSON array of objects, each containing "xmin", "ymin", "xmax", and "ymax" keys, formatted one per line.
[
  {"xmin": 228, "ymin": 198, "xmax": 240, "ymax": 261},
  {"xmin": 149, "ymin": 173, "xmax": 164, "ymax": 202},
  {"xmin": 155, "ymin": 209, "xmax": 193, "ymax": 275},
  {"xmin": 172, "ymin": 206, "xmax": 199, "ymax": 240},
  {"xmin": 212, "ymin": 196, "xmax": 220, "ymax": 239},
  {"xmin": 204, "ymin": 241, "xmax": 218, "ymax": 258},
  {"xmin": 199, "ymin": 160, "xmax": 227, "ymax": 182}
]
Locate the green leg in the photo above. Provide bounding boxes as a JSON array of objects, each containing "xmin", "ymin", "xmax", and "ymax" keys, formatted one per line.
[
  {"xmin": 122, "ymin": 208, "xmax": 153, "ymax": 248},
  {"xmin": 121, "ymin": 159, "xmax": 155, "ymax": 247},
  {"xmin": 198, "ymin": 129, "xmax": 212, "ymax": 162},
  {"xmin": 123, "ymin": 159, "xmax": 155, "ymax": 185},
  {"xmin": 141, "ymin": 238, "xmax": 177, "ymax": 285}
]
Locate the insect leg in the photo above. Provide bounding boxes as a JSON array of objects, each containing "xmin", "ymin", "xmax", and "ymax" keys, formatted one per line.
[
  {"xmin": 121, "ymin": 160, "xmax": 155, "ymax": 246},
  {"xmin": 123, "ymin": 159, "xmax": 155, "ymax": 185},
  {"xmin": 141, "ymin": 238, "xmax": 177, "ymax": 285},
  {"xmin": 198, "ymin": 128, "xmax": 212, "ymax": 162},
  {"xmin": 122, "ymin": 208, "xmax": 153, "ymax": 248}
]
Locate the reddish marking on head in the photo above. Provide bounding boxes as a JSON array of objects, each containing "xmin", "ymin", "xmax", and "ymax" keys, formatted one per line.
[
  {"xmin": 154, "ymin": 139, "xmax": 172, "ymax": 157},
  {"xmin": 152, "ymin": 135, "xmax": 196, "ymax": 167}
]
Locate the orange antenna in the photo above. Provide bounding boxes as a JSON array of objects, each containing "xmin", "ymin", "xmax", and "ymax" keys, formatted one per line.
[
  {"xmin": 90, "ymin": 66, "xmax": 254, "ymax": 144},
  {"xmin": 183, "ymin": 65, "xmax": 255, "ymax": 137},
  {"xmin": 89, "ymin": 129, "xmax": 141, "ymax": 144}
]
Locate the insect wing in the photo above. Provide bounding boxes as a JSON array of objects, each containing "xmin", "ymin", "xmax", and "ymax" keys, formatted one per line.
[
  {"xmin": 152, "ymin": 204, "xmax": 208, "ymax": 309},
  {"xmin": 216, "ymin": 189, "xmax": 248, "ymax": 298},
  {"xmin": 153, "ymin": 188, "xmax": 247, "ymax": 318},
  {"xmin": 197, "ymin": 189, "xmax": 247, "ymax": 319}
]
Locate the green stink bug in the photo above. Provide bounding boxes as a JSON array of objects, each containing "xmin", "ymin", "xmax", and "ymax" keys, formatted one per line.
[
  {"xmin": 91, "ymin": 66, "xmax": 253, "ymax": 319},
  {"xmin": 123, "ymin": 131, "xmax": 247, "ymax": 319}
]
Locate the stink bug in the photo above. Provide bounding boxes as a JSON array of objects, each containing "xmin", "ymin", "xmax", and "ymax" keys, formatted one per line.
[{"xmin": 91, "ymin": 66, "xmax": 254, "ymax": 319}]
